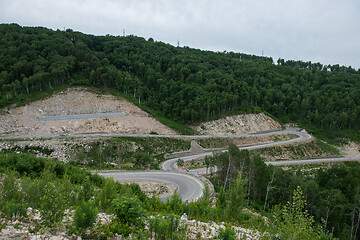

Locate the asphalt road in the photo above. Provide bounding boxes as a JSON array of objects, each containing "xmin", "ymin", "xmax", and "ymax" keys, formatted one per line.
[
  {"xmin": 267, "ymin": 157, "xmax": 360, "ymax": 166},
  {"xmin": 0, "ymin": 127, "xmax": 305, "ymax": 140},
  {"xmin": 98, "ymin": 171, "xmax": 204, "ymax": 202},
  {"xmin": 161, "ymin": 127, "xmax": 312, "ymax": 171},
  {"xmin": 3, "ymin": 127, "xmax": 359, "ymax": 202}
]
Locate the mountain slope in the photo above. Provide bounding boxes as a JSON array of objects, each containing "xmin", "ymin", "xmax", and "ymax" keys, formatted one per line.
[{"xmin": 0, "ymin": 24, "xmax": 359, "ymax": 141}]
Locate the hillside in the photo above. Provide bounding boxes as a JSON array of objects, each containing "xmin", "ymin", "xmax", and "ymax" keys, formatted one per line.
[
  {"xmin": 0, "ymin": 24, "xmax": 360, "ymax": 142},
  {"xmin": 192, "ymin": 112, "xmax": 281, "ymax": 135},
  {"xmin": 0, "ymin": 88, "xmax": 176, "ymax": 137},
  {"xmin": 1, "ymin": 23, "xmax": 360, "ymax": 240}
]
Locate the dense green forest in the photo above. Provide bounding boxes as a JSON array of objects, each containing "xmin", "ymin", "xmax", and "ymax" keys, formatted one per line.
[
  {"xmin": 1, "ymin": 149, "xmax": 359, "ymax": 239},
  {"xmin": 1, "ymin": 152, "xmax": 347, "ymax": 239},
  {"xmin": 207, "ymin": 145, "xmax": 360, "ymax": 239},
  {"xmin": 1, "ymin": 23, "xmax": 360, "ymax": 140}
]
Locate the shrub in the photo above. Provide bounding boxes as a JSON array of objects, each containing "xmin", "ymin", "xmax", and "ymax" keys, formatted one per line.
[
  {"xmin": 149, "ymin": 214, "xmax": 187, "ymax": 240},
  {"xmin": 40, "ymin": 181, "xmax": 65, "ymax": 225},
  {"xmin": 112, "ymin": 196, "xmax": 145, "ymax": 228},
  {"xmin": 97, "ymin": 178, "xmax": 118, "ymax": 210},
  {"xmin": 0, "ymin": 170, "xmax": 22, "ymax": 202},
  {"xmin": 218, "ymin": 226, "xmax": 236, "ymax": 240},
  {"xmin": 74, "ymin": 201, "xmax": 98, "ymax": 231},
  {"xmin": 166, "ymin": 192, "xmax": 183, "ymax": 215},
  {"xmin": 78, "ymin": 176, "xmax": 94, "ymax": 202},
  {"xmin": 3, "ymin": 200, "xmax": 27, "ymax": 219}
]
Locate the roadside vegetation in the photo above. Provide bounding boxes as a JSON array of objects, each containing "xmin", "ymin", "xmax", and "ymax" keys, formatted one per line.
[
  {"xmin": 253, "ymin": 139, "xmax": 340, "ymax": 161},
  {"xmin": 69, "ymin": 137, "xmax": 191, "ymax": 170},
  {"xmin": 1, "ymin": 149, "xmax": 359, "ymax": 239},
  {"xmin": 203, "ymin": 144, "xmax": 360, "ymax": 239},
  {"xmin": 197, "ymin": 134, "xmax": 297, "ymax": 149}
]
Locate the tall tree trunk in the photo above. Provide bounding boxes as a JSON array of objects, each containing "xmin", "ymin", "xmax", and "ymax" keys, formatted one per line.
[
  {"xmin": 224, "ymin": 154, "xmax": 232, "ymax": 189},
  {"xmin": 263, "ymin": 170, "xmax": 275, "ymax": 213}
]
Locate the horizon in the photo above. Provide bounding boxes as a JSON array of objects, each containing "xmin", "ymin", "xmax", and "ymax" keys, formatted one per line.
[{"xmin": 1, "ymin": 0, "xmax": 359, "ymax": 69}]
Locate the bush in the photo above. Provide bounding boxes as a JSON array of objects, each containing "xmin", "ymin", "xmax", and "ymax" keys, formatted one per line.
[
  {"xmin": 218, "ymin": 226, "xmax": 236, "ymax": 240},
  {"xmin": 112, "ymin": 196, "xmax": 145, "ymax": 228},
  {"xmin": 40, "ymin": 181, "xmax": 66, "ymax": 225},
  {"xmin": 0, "ymin": 170, "xmax": 22, "ymax": 202},
  {"xmin": 74, "ymin": 201, "xmax": 98, "ymax": 231},
  {"xmin": 166, "ymin": 192, "xmax": 183, "ymax": 215},
  {"xmin": 97, "ymin": 178, "xmax": 118, "ymax": 210},
  {"xmin": 149, "ymin": 214, "xmax": 187, "ymax": 240},
  {"xmin": 3, "ymin": 200, "xmax": 27, "ymax": 219}
]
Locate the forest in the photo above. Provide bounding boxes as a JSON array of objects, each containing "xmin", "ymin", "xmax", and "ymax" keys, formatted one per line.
[
  {"xmin": 1, "ymin": 147, "xmax": 360, "ymax": 239},
  {"xmin": 1, "ymin": 23, "xmax": 360, "ymax": 239},
  {"xmin": 1, "ymin": 24, "xmax": 360, "ymax": 141}
]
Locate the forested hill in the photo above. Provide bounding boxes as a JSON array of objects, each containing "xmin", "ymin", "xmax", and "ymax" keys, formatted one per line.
[{"xmin": 1, "ymin": 23, "xmax": 360, "ymax": 136}]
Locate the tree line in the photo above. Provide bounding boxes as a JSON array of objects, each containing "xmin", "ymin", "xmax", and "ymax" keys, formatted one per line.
[
  {"xmin": 207, "ymin": 144, "xmax": 360, "ymax": 239},
  {"xmin": 1, "ymin": 23, "xmax": 360, "ymax": 134}
]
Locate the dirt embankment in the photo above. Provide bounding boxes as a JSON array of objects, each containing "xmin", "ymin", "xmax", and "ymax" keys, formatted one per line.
[
  {"xmin": 0, "ymin": 88, "xmax": 177, "ymax": 137},
  {"xmin": 192, "ymin": 113, "xmax": 281, "ymax": 135}
]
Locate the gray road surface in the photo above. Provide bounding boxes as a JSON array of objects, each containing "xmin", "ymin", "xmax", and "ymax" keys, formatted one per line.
[
  {"xmin": 266, "ymin": 157, "xmax": 360, "ymax": 166},
  {"xmin": 98, "ymin": 171, "xmax": 204, "ymax": 202},
  {"xmin": 3, "ymin": 127, "xmax": 359, "ymax": 201}
]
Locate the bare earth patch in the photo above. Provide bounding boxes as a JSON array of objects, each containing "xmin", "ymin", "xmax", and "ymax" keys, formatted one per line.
[
  {"xmin": 191, "ymin": 113, "xmax": 281, "ymax": 135},
  {"xmin": 0, "ymin": 88, "xmax": 177, "ymax": 137},
  {"xmin": 339, "ymin": 141, "xmax": 360, "ymax": 158}
]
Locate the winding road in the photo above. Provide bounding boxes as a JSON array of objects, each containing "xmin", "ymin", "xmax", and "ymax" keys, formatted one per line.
[
  {"xmin": 2, "ymin": 128, "xmax": 359, "ymax": 201},
  {"xmin": 97, "ymin": 128, "xmax": 359, "ymax": 201}
]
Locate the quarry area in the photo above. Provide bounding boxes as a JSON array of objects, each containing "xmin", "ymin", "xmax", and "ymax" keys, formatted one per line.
[
  {"xmin": 192, "ymin": 112, "xmax": 281, "ymax": 135},
  {"xmin": 1, "ymin": 87, "xmax": 359, "ymax": 161},
  {"xmin": 0, "ymin": 88, "xmax": 177, "ymax": 137},
  {"xmin": 0, "ymin": 88, "xmax": 360, "ymax": 240},
  {"xmin": 0, "ymin": 88, "xmax": 283, "ymax": 138}
]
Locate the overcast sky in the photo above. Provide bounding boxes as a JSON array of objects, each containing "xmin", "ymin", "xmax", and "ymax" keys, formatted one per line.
[{"xmin": 1, "ymin": 0, "xmax": 359, "ymax": 69}]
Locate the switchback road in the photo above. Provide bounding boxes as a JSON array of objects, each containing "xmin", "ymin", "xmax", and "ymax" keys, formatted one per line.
[{"xmin": 3, "ymin": 128, "xmax": 359, "ymax": 201}]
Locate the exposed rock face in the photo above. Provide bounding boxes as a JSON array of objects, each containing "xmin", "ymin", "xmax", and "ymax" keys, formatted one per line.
[
  {"xmin": 0, "ymin": 88, "xmax": 177, "ymax": 137},
  {"xmin": 192, "ymin": 113, "xmax": 281, "ymax": 135},
  {"xmin": 0, "ymin": 212, "xmax": 262, "ymax": 240}
]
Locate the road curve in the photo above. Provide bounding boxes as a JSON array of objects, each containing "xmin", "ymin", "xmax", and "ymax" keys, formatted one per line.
[
  {"xmin": 98, "ymin": 171, "xmax": 204, "ymax": 202},
  {"xmin": 4, "ymin": 127, "xmax": 359, "ymax": 201},
  {"xmin": 161, "ymin": 127, "xmax": 312, "ymax": 171}
]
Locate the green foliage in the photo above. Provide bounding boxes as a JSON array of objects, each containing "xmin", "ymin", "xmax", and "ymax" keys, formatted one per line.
[
  {"xmin": 78, "ymin": 176, "xmax": 95, "ymax": 202},
  {"xmin": 166, "ymin": 192, "xmax": 183, "ymax": 215},
  {"xmin": 0, "ymin": 153, "xmax": 46, "ymax": 177},
  {"xmin": 112, "ymin": 196, "xmax": 145, "ymax": 229},
  {"xmin": 218, "ymin": 226, "xmax": 236, "ymax": 240},
  {"xmin": 97, "ymin": 178, "xmax": 118, "ymax": 210},
  {"xmin": 3, "ymin": 200, "xmax": 27, "ymax": 219},
  {"xmin": 73, "ymin": 201, "xmax": 98, "ymax": 231},
  {"xmin": 271, "ymin": 186, "xmax": 329, "ymax": 240},
  {"xmin": 149, "ymin": 214, "xmax": 187, "ymax": 240},
  {"xmin": 1, "ymin": 24, "xmax": 360, "ymax": 141},
  {"xmin": 0, "ymin": 170, "xmax": 22, "ymax": 202},
  {"xmin": 70, "ymin": 137, "xmax": 190, "ymax": 169},
  {"xmin": 39, "ymin": 181, "xmax": 66, "ymax": 225},
  {"xmin": 134, "ymin": 152, "xmax": 154, "ymax": 169},
  {"xmin": 1, "ymin": 145, "xmax": 54, "ymax": 156},
  {"xmin": 225, "ymin": 173, "xmax": 247, "ymax": 221}
]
